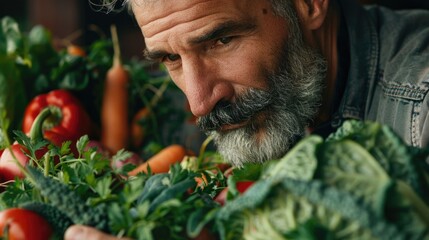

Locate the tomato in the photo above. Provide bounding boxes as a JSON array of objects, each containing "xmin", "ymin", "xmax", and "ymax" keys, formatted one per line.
[
  {"xmin": 0, "ymin": 208, "xmax": 53, "ymax": 240},
  {"xmin": 236, "ymin": 181, "xmax": 254, "ymax": 193},
  {"xmin": 0, "ymin": 145, "xmax": 31, "ymax": 181},
  {"xmin": 214, "ymin": 188, "xmax": 228, "ymax": 205},
  {"xmin": 0, "ymin": 140, "xmax": 48, "ymax": 182},
  {"xmin": 111, "ymin": 151, "xmax": 143, "ymax": 170}
]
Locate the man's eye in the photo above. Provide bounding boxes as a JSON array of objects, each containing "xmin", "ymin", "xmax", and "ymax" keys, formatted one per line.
[
  {"xmin": 217, "ymin": 36, "xmax": 233, "ymax": 45},
  {"xmin": 164, "ymin": 54, "xmax": 180, "ymax": 62}
]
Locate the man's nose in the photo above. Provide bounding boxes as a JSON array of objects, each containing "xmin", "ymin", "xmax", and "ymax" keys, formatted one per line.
[{"xmin": 181, "ymin": 59, "xmax": 230, "ymax": 117}]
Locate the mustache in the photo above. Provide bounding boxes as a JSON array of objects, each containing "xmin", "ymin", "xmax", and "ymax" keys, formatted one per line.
[{"xmin": 197, "ymin": 88, "xmax": 273, "ymax": 131}]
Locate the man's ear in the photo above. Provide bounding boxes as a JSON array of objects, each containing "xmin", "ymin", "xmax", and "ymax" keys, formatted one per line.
[{"xmin": 294, "ymin": 0, "xmax": 329, "ymax": 30}]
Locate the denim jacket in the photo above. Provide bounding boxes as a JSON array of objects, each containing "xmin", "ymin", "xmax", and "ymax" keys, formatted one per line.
[{"xmin": 331, "ymin": 0, "xmax": 429, "ymax": 148}]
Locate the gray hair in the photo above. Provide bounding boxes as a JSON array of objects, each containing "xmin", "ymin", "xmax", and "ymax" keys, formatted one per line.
[
  {"xmin": 268, "ymin": 0, "xmax": 302, "ymax": 40},
  {"xmin": 88, "ymin": 0, "xmax": 132, "ymax": 13},
  {"xmin": 89, "ymin": 0, "xmax": 307, "ymax": 18},
  {"xmin": 88, "ymin": 0, "xmax": 307, "ymax": 43}
]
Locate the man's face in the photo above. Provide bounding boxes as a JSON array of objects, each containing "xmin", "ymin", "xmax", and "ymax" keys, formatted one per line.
[{"xmin": 133, "ymin": 0, "xmax": 326, "ymax": 166}]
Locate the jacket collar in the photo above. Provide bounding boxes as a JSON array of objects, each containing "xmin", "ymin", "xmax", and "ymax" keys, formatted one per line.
[{"xmin": 332, "ymin": 0, "xmax": 380, "ymax": 126}]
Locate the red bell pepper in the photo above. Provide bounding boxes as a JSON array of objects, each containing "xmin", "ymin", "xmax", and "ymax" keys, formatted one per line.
[{"xmin": 22, "ymin": 89, "xmax": 92, "ymax": 153}]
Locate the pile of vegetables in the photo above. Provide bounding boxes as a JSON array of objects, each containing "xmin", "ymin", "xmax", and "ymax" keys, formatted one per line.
[
  {"xmin": 1, "ymin": 117, "xmax": 428, "ymax": 239},
  {"xmin": 0, "ymin": 16, "xmax": 187, "ymax": 158},
  {"xmin": 217, "ymin": 120, "xmax": 429, "ymax": 240},
  {"xmin": 0, "ymin": 16, "xmax": 428, "ymax": 240},
  {"xmin": 0, "ymin": 15, "xmax": 221, "ymax": 240}
]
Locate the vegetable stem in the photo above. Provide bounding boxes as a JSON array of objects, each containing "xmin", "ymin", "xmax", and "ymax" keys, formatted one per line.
[
  {"xmin": 29, "ymin": 108, "xmax": 52, "ymax": 143},
  {"xmin": 110, "ymin": 24, "xmax": 121, "ymax": 66},
  {"xmin": 44, "ymin": 153, "xmax": 50, "ymax": 177},
  {"xmin": 197, "ymin": 135, "xmax": 214, "ymax": 166}
]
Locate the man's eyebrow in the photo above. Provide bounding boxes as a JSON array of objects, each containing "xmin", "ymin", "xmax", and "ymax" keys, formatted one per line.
[
  {"xmin": 189, "ymin": 20, "xmax": 257, "ymax": 45},
  {"xmin": 143, "ymin": 48, "xmax": 168, "ymax": 61}
]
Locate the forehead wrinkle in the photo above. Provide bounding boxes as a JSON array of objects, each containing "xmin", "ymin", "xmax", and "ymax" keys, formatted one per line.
[
  {"xmin": 140, "ymin": 1, "xmax": 221, "ymax": 39},
  {"xmin": 144, "ymin": 15, "xmax": 253, "ymax": 63},
  {"xmin": 143, "ymin": 13, "xmax": 222, "ymax": 56}
]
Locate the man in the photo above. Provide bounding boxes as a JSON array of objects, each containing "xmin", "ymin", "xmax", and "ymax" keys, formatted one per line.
[{"xmin": 65, "ymin": 0, "xmax": 429, "ymax": 238}]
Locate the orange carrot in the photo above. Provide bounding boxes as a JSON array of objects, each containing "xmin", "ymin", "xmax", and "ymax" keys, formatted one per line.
[
  {"xmin": 67, "ymin": 44, "xmax": 86, "ymax": 57},
  {"xmin": 130, "ymin": 107, "xmax": 151, "ymax": 149},
  {"xmin": 101, "ymin": 25, "xmax": 130, "ymax": 154},
  {"xmin": 130, "ymin": 79, "xmax": 170, "ymax": 149},
  {"xmin": 195, "ymin": 174, "xmax": 208, "ymax": 188},
  {"xmin": 127, "ymin": 144, "xmax": 187, "ymax": 176}
]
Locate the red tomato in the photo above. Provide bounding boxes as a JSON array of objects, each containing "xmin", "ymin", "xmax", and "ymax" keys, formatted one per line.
[
  {"xmin": 111, "ymin": 151, "xmax": 143, "ymax": 170},
  {"xmin": 0, "ymin": 208, "xmax": 53, "ymax": 240},
  {"xmin": 236, "ymin": 181, "xmax": 254, "ymax": 192},
  {"xmin": 214, "ymin": 188, "xmax": 228, "ymax": 205},
  {"xmin": 0, "ymin": 145, "xmax": 31, "ymax": 181}
]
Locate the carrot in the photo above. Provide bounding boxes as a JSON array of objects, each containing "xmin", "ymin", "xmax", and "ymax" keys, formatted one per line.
[
  {"xmin": 67, "ymin": 44, "xmax": 86, "ymax": 57},
  {"xmin": 130, "ymin": 78, "xmax": 170, "ymax": 149},
  {"xmin": 130, "ymin": 107, "xmax": 151, "ymax": 149},
  {"xmin": 195, "ymin": 174, "xmax": 208, "ymax": 187},
  {"xmin": 101, "ymin": 25, "xmax": 130, "ymax": 154},
  {"xmin": 127, "ymin": 144, "xmax": 187, "ymax": 176},
  {"xmin": 61, "ymin": 29, "xmax": 85, "ymax": 57}
]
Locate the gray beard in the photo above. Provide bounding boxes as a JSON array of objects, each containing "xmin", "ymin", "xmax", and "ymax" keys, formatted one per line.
[{"xmin": 197, "ymin": 30, "xmax": 327, "ymax": 167}]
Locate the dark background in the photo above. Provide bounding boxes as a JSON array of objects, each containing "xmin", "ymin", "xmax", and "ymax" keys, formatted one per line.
[
  {"xmin": 1, "ymin": 0, "xmax": 429, "ymax": 60},
  {"xmin": 0, "ymin": 0, "xmax": 144, "ymax": 60},
  {"xmin": 359, "ymin": 0, "xmax": 429, "ymax": 9}
]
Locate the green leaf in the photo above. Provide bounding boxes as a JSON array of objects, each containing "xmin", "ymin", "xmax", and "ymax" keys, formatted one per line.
[
  {"xmin": 94, "ymin": 176, "xmax": 113, "ymax": 199},
  {"xmin": 284, "ymin": 218, "xmax": 335, "ymax": 240},
  {"xmin": 0, "ymin": 16, "xmax": 24, "ymax": 56},
  {"xmin": 57, "ymin": 69, "xmax": 88, "ymax": 90},
  {"xmin": 231, "ymin": 163, "xmax": 263, "ymax": 181},
  {"xmin": 137, "ymin": 173, "xmax": 170, "ymax": 204},
  {"xmin": 148, "ymin": 178, "xmax": 196, "ymax": 213},
  {"xmin": 384, "ymin": 181, "xmax": 429, "ymax": 238},
  {"xmin": 0, "ymin": 57, "xmax": 26, "ymax": 138},
  {"xmin": 27, "ymin": 24, "xmax": 56, "ymax": 59},
  {"xmin": 0, "ymin": 178, "xmax": 34, "ymax": 209},
  {"xmin": 327, "ymin": 120, "xmax": 429, "ymax": 201},
  {"xmin": 217, "ymin": 178, "xmax": 405, "ymax": 240},
  {"xmin": 316, "ymin": 139, "xmax": 391, "ymax": 217},
  {"xmin": 60, "ymin": 140, "xmax": 72, "ymax": 155},
  {"xmin": 264, "ymin": 135, "xmax": 322, "ymax": 181},
  {"xmin": 13, "ymin": 130, "xmax": 48, "ymax": 159},
  {"xmin": 112, "ymin": 149, "xmax": 133, "ymax": 163},
  {"xmin": 0, "ymin": 108, "xmax": 11, "ymax": 148},
  {"xmin": 107, "ymin": 202, "xmax": 132, "ymax": 235},
  {"xmin": 187, "ymin": 207, "xmax": 217, "ymax": 238},
  {"xmin": 76, "ymin": 135, "xmax": 89, "ymax": 154}
]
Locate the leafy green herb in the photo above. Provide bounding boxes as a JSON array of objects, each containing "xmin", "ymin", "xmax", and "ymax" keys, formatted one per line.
[{"xmin": 0, "ymin": 133, "xmax": 225, "ymax": 239}]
